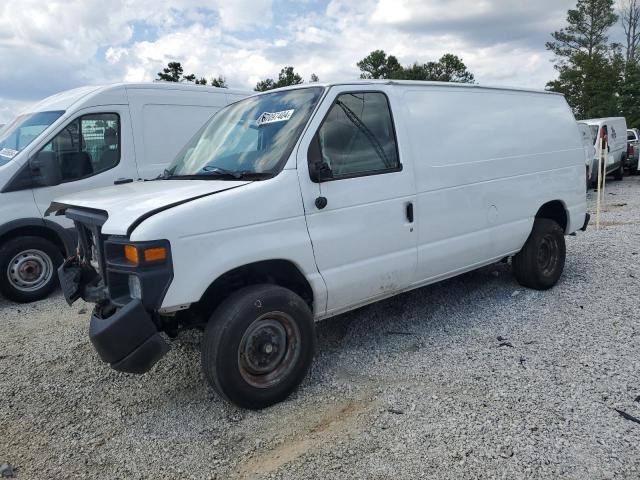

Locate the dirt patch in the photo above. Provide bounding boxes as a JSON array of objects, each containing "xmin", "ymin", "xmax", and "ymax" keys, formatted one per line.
[{"xmin": 236, "ymin": 398, "xmax": 375, "ymax": 479}]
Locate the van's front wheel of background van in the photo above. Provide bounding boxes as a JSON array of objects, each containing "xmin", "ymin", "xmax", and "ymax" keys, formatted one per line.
[
  {"xmin": 512, "ymin": 218, "xmax": 565, "ymax": 290},
  {"xmin": 0, "ymin": 236, "xmax": 63, "ymax": 303},
  {"xmin": 201, "ymin": 284, "xmax": 315, "ymax": 410}
]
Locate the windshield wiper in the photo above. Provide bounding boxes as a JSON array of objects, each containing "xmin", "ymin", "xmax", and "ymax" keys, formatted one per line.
[
  {"xmin": 201, "ymin": 166, "xmax": 245, "ymax": 178},
  {"xmin": 166, "ymin": 170, "xmax": 273, "ymax": 181},
  {"xmin": 155, "ymin": 168, "xmax": 173, "ymax": 180},
  {"xmin": 197, "ymin": 166, "xmax": 274, "ymax": 180}
]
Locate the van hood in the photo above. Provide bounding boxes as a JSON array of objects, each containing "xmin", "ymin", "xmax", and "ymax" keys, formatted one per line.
[{"xmin": 47, "ymin": 179, "xmax": 251, "ymax": 235}]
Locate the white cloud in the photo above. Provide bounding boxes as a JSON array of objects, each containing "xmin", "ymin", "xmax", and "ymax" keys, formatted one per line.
[
  {"xmin": 217, "ymin": 0, "xmax": 273, "ymax": 30},
  {"xmin": 0, "ymin": 0, "xmax": 624, "ymax": 123}
]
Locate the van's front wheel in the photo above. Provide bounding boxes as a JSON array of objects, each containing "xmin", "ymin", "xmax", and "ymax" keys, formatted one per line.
[
  {"xmin": 513, "ymin": 218, "xmax": 565, "ymax": 290},
  {"xmin": 201, "ymin": 284, "xmax": 315, "ymax": 410}
]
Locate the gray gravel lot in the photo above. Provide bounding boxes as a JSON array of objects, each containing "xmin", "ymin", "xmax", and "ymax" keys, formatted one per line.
[{"xmin": 1, "ymin": 177, "xmax": 640, "ymax": 479}]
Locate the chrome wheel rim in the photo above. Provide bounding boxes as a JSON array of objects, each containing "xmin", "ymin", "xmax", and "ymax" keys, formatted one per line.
[{"xmin": 6, "ymin": 249, "xmax": 54, "ymax": 292}]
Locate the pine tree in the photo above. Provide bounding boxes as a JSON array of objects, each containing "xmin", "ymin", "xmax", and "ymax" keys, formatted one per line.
[{"xmin": 546, "ymin": 0, "xmax": 620, "ymax": 118}]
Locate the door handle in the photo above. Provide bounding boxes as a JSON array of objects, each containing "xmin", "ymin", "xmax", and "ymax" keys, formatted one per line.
[
  {"xmin": 406, "ymin": 202, "xmax": 414, "ymax": 223},
  {"xmin": 114, "ymin": 178, "xmax": 133, "ymax": 185}
]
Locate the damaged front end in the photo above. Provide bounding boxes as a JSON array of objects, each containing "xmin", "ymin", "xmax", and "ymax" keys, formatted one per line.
[
  {"xmin": 58, "ymin": 207, "xmax": 110, "ymax": 305},
  {"xmin": 56, "ymin": 206, "xmax": 171, "ymax": 374}
]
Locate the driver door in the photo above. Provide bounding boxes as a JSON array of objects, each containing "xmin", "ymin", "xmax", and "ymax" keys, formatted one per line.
[{"xmin": 297, "ymin": 86, "xmax": 417, "ymax": 316}]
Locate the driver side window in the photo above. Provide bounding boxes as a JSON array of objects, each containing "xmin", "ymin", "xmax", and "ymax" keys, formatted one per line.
[
  {"xmin": 40, "ymin": 113, "xmax": 120, "ymax": 182},
  {"xmin": 317, "ymin": 92, "xmax": 400, "ymax": 178}
]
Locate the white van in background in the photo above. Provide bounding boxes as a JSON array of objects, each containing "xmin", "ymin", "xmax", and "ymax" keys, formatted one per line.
[
  {"xmin": 50, "ymin": 81, "xmax": 589, "ymax": 409},
  {"xmin": 0, "ymin": 83, "xmax": 250, "ymax": 302},
  {"xmin": 582, "ymin": 117, "xmax": 627, "ymax": 187},
  {"xmin": 577, "ymin": 122, "xmax": 596, "ymax": 187}
]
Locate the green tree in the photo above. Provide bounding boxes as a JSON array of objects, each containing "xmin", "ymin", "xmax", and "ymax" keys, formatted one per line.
[
  {"xmin": 620, "ymin": 58, "xmax": 640, "ymax": 126},
  {"xmin": 255, "ymin": 78, "xmax": 276, "ymax": 92},
  {"xmin": 210, "ymin": 76, "xmax": 228, "ymax": 88},
  {"xmin": 546, "ymin": 0, "xmax": 620, "ymax": 118},
  {"xmin": 195, "ymin": 77, "xmax": 208, "ymax": 85},
  {"xmin": 357, "ymin": 50, "xmax": 403, "ymax": 79},
  {"xmin": 401, "ymin": 54, "xmax": 475, "ymax": 83},
  {"xmin": 356, "ymin": 50, "xmax": 474, "ymax": 83},
  {"xmin": 157, "ymin": 61, "xmax": 184, "ymax": 82},
  {"xmin": 156, "ymin": 61, "xmax": 202, "ymax": 83},
  {"xmin": 310, "ymin": 73, "xmax": 319, "ymax": 83},
  {"xmin": 546, "ymin": 0, "xmax": 617, "ymax": 59},
  {"xmin": 254, "ymin": 66, "xmax": 304, "ymax": 91}
]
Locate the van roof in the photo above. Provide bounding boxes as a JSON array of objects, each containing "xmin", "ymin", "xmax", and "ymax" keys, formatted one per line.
[
  {"xmin": 259, "ymin": 79, "xmax": 563, "ymax": 96},
  {"xmin": 581, "ymin": 117, "xmax": 626, "ymax": 125},
  {"xmin": 24, "ymin": 82, "xmax": 251, "ymax": 115}
]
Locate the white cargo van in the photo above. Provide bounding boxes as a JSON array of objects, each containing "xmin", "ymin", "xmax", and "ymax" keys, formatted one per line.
[
  {"xmin": 50, "ymin": 81, "xmax": 589, "ymax": 409},
  {"xmin": 577, "ymin": 122, "xmax": 596, "ymax": 187},
  {"xmin": 582, "ymin": 117, "xmax": 627, "ymax": 186},
  {"xmin": 0, "ymin": 83, "xmax": 249, "ymax": 302}
]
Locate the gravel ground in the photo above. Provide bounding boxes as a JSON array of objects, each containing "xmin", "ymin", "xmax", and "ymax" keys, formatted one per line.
[{"xmin": 1, "ymin": 177, "xmax": 640, "ymax": 480}]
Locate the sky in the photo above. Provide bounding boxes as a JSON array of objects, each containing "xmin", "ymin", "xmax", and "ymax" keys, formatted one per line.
[{"xmin": 0, "ymin": 0, "xmax": 626, "ymax": 123}]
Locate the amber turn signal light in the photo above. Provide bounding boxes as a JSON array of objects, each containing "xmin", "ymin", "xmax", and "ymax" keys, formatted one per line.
[
  {"xmin": 124, "ymin": 245, "xmax": 139, "ymax": 264},
  {"xmin": 124, "ymin": 244, "xmax": 167, "ymax": 264},
  {"xmin": 143, "ymin": 247, "xmax": 167, "ymax": 262}
]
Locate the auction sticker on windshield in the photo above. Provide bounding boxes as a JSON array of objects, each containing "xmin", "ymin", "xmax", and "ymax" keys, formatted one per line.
[
  {"xmin": 256, "ymin": 109, "xmax": 294, "ymax": 126},
  {"xmin": 0, "ymin": 148, "xmax": 18, "ymax": 159}
]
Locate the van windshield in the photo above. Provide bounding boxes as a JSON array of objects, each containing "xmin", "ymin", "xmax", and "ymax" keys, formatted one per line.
[
  {"xmin": 166, "ymin": 87, "xmax": 324, "ymax": 179},
  {"xmin": 0, "ymin": 111, "xmax": 64, "ymax": 167}
]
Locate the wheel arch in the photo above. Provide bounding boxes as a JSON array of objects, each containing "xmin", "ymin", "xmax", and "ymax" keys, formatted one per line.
[
  {"xmin": 0, "ymin": 218, "xmax": 75, "ymax": 256},
  {"xmin": 535, "ymin": 200, "xmax": 569, "ymax": 233},
  {"xmin": 196, "ymin": 259, "xmax": 315, "ymax": 319}
]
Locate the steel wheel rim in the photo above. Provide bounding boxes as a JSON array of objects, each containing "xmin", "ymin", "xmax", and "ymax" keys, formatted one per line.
[
  {"xmin": 537, "ymin": 234, "xmax": 559, "ymax": 277},
  {"xmin": 238, "ymin": 311, "xmax": 301, "ymax": 389},
  {"xmin": 6, "ymin": 249, "xmax": 54, "ymax": 292}
]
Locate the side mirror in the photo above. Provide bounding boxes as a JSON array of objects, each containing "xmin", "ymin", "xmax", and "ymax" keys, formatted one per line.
[
  {"xmin": 307, "ymin": 134, "xmax": 333, "ymax": 183},
  {"xmin": 29, "ymin": 151, "xmax": 62, "ymax": 187}
]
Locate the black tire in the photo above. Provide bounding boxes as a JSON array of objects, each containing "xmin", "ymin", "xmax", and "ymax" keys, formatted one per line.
[
  {"xmin": 614, "ymin": 160, "xmax": 624, "ymax": 181},
  {"xmin": 513, "ymin": 218, "xmax": 565, "ymax": 290},
  {"xmin": 585, "ymin": 167, "xmax": 590, "ymax": 191},
  {"xmin": 201, "ymin": 284, "xmax": 315, "ymax": 410},
  {"xmin": 0, "ymin": 236, "xmax": 63, "ymax": 303}
]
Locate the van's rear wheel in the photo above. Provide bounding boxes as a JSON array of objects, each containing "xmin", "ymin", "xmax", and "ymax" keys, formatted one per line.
[
  {"xmin": 201, "ymin": 284, "xmax": 315, "ymax": 410},
  {"xmin": 0, "ymin": 236, "xmax": 63, "ymax": 303},
  {"xmin": 513, "ymin": 218, "xmax": 565, "ymax": 290}
]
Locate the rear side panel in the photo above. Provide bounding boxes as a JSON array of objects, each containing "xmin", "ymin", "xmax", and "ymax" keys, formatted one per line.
[{"xmin": 401, "ymin": 86, "xmax": 586, "ymax": 284}]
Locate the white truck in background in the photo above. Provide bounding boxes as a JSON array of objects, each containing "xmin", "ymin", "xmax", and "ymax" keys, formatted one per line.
[
  {"xmin": 0, "ymin": 83, "xmax": 250, "ymax": 302},
  {"xmin": 50, "ymin": 81, "xmax": 589, "ymax": 409},
  {"xmin": 582, "ymin": 117, "xmax": 627, "ymax": 187}
]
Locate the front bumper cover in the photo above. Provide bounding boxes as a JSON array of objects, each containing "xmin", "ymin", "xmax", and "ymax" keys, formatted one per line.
[{"xmin": 90, "ymin": 300, "xmax": 170, "ymax": 374}]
